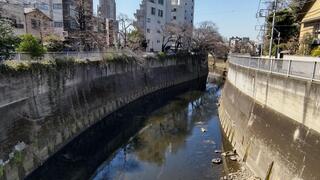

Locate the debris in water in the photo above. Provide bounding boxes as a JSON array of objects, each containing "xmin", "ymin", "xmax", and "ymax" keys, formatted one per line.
[
  {"xmin": 230, "ymin": 155, "xmax": 238, "ymax": 161},
  {"xmin": 215, "ymin": 150, "xmax": 222, "ymax": 153},
  {"xmin": 203, "ymin": 140, "xmax": 215, "ymax": 144},
  {"xmin": 211, "ymin": 158, "xmax": 222, "ymax": 164},
  {"xmin": 201, "ymin": 128, "xmax": 207, "ymax": 133},
  {"xmin": 195, "ymin": 121, "xmax": 205, "ymax": 126},
  {"xmin": 14, "ymin": 141, "xmax": 26, "ymax": 152}
]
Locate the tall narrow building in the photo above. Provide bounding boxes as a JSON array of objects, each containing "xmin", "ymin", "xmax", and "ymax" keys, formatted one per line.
[
  {"xmin": 135, "ymin": 0, "xmax": 167, "ymax": 52},
  {"xmin": 98, "ymin": 0, "xmax": 116, "ymax": 20},
  {"xmin": 98, "ymin": 0, "xmax": 118, "ymax": 47}
]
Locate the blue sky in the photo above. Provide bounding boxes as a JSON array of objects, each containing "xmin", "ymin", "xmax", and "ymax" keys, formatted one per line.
[{"xmin": 94, "ymin": 0, "xmax": 260, "ymax": 41}]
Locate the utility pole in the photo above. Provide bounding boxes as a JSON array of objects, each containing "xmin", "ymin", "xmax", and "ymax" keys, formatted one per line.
[{"xmin": 268, "ymin": 0, "xmax": 278, "ymax": 58}]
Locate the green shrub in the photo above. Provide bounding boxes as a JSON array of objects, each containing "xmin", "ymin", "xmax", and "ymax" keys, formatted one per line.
[
  {"xmin": 0, "ymin": 164, "xmax": 3, "ymax": 177},
  {"xmin": 157, "ymin": 52, "xmax": 167, "ymax": 60},
  {"xmin": 311, "ymin": 47, "xmax": 320, "ymax": 57},
  {"xmin": 17, "ymin": 34, "xmax": 46, "ymax": 58},
  {"xmin": 103, "ymin": 53, "xmax": 136, "ymax": 63},
  {"xmin": 0, "ymin": 19, "xmax": 20, "ymax": 60}
]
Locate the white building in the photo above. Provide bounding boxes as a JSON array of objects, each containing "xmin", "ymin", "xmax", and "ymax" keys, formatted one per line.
[
  {"xmin": 135, "ymin": 0, "xmax": 194, "ymax": 52},
  {"xmin": 135, "ymin": 0, "xmax": 167, "ymax": 52},
  {"xmin": 23, "ymin": 0, "xmax": 66, "ymax": 39},
  {"xmin": 166, "ymin": 0, "xmax": 194, "ymax": 25}
]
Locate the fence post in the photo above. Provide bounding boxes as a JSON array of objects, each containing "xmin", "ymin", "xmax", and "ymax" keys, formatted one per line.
[
  {"xmin": 312, "ymin": 61, "xmax": 317, "ymax": 81},
  {"xmin": 287, "ymin": 60, "xmax": 292, "ymax": 77},
  {"xmin": 258, "ymin": 58, "xmax": 260, "ymax": 70},
  {"xmin": 269, "ymin": 58, "xmax": 273, "ymax": 72},
  {"xmin": 18, "ymin": 53, "xmax": 21, "ymax": 61}
]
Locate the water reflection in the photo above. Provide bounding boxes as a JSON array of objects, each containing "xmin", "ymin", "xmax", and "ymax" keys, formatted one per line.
[{"xmin": 92, "ymin": 84, "xmax": 223, "ymax": 180}]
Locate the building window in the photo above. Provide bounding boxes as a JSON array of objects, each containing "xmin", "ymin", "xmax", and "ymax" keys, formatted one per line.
[
  {"xmin": 149, "ymin": 0, "xmax": 155, "ymax": 3},
  {"xmin": 38, "ymin": 3, "xmax": 49, "ymax": 11},
  {"xmin": 54, "ymin": 21, "xmax": 63, "ymax": 27},
  {"xmin": 31, "ymin": 19, "xmax": 39, "ymax": 29},
  {"xmin": 158, "ymin": 9, "xmax": 163, "ymax": 17},
  {"xmin": 173, "ymin": 16, "xmax": 176, "ymax": 20},
  {"xmin": 157, "ymin": 40, "xmax": 160, "ymax": 43},
  {"xmin": 172, "ymin": 8, "xmax": 177, "ymax": 12},
  {"xmin": 151, "ymin": 7, "xmax": 156, "ymax": 15},
  {"xmin": 158, "ymin": 0, "xmax": 164, "ymax": 5},
  {"xmin": 147, "ymin": 18, "xmax": 151, "ymax": 23},
  {"xmin": 53, "ymin": 3, "xmax": 62, "ymax": 9},
  {"xmin": 147, "ymin": 28, "xmax": 150, "ymax": 33}
]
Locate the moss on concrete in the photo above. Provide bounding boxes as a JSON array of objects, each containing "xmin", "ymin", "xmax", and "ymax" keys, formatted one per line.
[{"xmin": 0, "ymin": 165, "xmax": 3, "ymax": 178}]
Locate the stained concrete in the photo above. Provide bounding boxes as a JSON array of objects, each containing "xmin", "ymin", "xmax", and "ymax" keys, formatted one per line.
[
  {"xmin": 219, "ymin": 64, "xmax": 320, "ymax": 180},
  {"xmin": 0, "ymin": 56, "xmax": 208, "ymax": 180}
]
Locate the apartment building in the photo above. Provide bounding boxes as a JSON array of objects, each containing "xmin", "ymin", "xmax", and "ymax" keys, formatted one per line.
[
  {"xmin": 135, "ymin": 0, "xmax": 195, "ymax": 52},
  {"xmin": 167, "ymin": 0, "xmax": 194, "ymax": 25}
]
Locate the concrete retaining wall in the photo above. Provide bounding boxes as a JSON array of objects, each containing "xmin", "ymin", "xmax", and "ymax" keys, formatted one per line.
[
  {"xmin": 0, "ymin": 56, "xmax": 208, "ymax": 180},
  {"xmin": 219, "ymin": 63, "xmax": 320, "ymax": 180}
]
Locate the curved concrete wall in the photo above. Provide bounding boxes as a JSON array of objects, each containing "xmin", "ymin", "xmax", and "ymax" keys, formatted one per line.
[
  {"xmin": 0, "ymin": 56, "xmax": 208, "ymax": 180},
  {"xmin": 219, "ymin": 63, "xmax": 320, "ymax": 180}
]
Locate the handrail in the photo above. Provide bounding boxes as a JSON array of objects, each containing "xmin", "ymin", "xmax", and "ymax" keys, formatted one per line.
[{"xmin": 228, "ymin": 55, "xmax": 320, "ymax": 82}]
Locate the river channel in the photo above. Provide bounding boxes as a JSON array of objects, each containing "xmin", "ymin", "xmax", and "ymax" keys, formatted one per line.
[{"xmin": 91, "ymin": 83, "xmax": 224, "ymax": 180}]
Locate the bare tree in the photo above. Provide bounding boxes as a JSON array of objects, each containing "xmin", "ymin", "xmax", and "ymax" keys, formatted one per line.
[
  {"xmin": 161, "ymin": 23, "xmax": 193, "ymax": 52},
  {"xmin": 127, "ymin": 27, "xmax": 147, "ymax": 51},
  {"xmin": 117, "ymin": 14, "xmax": 133, "ymax": 48},
  {"xmin": 192, "ymin": 21, "xmax": 229, "ymax": 58},
  {"xmin": 67, "ymin": 0, "xmax": 107, "ymax": 51}
]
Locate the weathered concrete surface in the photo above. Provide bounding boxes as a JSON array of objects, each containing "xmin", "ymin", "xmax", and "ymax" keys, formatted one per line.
[
  {"xmin": 219, "ymin": 63, "xmax": 320, "ymax": 180},
  {"xmin": 0, "ymin": 56, "xmax": 208, "ymax": 180}
]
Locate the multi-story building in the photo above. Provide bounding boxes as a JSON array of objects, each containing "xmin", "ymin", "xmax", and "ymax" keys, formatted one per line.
[
  {"xmin": 135, "ymin": 0, "xmax": 195, "ymax": 52},
  {"xmin": 166, "ymin": 0, "xmax": 194, "ymax": 25},
  {"xmin": 0, "ymin": 0, "xmax": 53, "ymax": 39},
  {"xmin": 23, "ymin": 0, "xmax": 66, "ymax": 39},
  {"xmin": 98, "ymin": 0, "xmax": 118, "ymax": 47},
  {"xmin": 24, "ymin": 7, "xmax": 53, "ymax": 39},
  {"xmin": 135, "ymin": 0, "xmax": 167, "ymax": 52},
  {"xmin": 98, "ymin": 0, "xmax": 116, "ymax": 20}
]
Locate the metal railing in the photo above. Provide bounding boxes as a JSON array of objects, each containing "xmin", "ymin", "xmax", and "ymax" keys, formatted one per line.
[{"xmin": 229, "ymin": 55, "xmax": 320, "ymax": 82}]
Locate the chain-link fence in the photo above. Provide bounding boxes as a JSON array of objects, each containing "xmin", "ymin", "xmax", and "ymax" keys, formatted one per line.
[{"xmin": 229, "ymin": 55, "xmax": 320, "ymax": 82}]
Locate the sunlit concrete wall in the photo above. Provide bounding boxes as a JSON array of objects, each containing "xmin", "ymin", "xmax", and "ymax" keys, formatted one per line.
[{"xmin": 219, "ymin": 63, "xmax": 320, "ymax": 180}]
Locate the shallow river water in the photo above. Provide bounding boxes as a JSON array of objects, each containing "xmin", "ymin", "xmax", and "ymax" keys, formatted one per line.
[{"xmin": 91, "ymin": 84, "xmax": 224, "ymax": 180}]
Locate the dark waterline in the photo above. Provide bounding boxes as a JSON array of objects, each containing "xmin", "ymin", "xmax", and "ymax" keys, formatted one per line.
[
  {"xmin": 92, "ymin": 84, "xmax": 223, "ymax": 180},
  {"xmin": 26, "ymin": 78, "xmax": 208, "ymax": 180}
]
